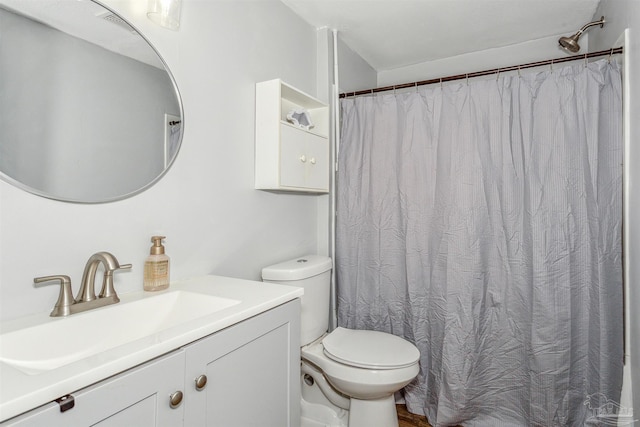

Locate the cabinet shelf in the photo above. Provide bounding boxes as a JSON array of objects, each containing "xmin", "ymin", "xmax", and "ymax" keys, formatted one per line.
[
  {"xmin": 255, "ymin": 79, "xmax": 329, "ymax": 193},
  {"xmin": 279, "ymin": 120, "xmax": 328, "ymax": 139}
]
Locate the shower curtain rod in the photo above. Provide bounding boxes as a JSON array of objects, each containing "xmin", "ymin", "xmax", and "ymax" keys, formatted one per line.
[{"xmin": 339, "ymin": 47, "xmax": 623, "ymax": 98}]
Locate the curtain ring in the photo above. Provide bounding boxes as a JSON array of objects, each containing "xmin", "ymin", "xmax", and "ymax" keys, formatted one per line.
[
  {"xmin": 584, "ymin": 53, "xmax": 588, "ymax": 68},
  {"xmin": 550, "ymin": 59, "xmax": 554, "ymax": 72},
  {"xmin": 496, "ymin": 69, "xmax": 500, "ymax": 82},
  {"xmin": 440, "ymin": 78, "xmax": 443, "ymax": 90},
  {"xmin": 518, "ymin": 65, "xmax": 521, "ymax": 78},
  {"xmin": 609, "ymin": 48, "xmax": 614, "ymax": 63},
  {"xmin": 466, "ymin": 73, "xmax": 469, "ymax": 85},
  {"xmin": 415, "ymin": 82, "xmax": 418, "ymax": 92}
]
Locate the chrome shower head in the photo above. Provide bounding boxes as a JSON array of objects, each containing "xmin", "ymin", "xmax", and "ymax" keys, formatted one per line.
[
  {"xmin": 558, "ymin": 34, "xmax": 581, "ymax": 53},
  {"xmin": 559, "ymin": 16, "xmax": 605, "ymax": 53}
]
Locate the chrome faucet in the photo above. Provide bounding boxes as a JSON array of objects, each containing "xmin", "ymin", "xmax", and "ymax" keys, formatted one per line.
[{"xmin": 34, "ymin": 252, "xmax": 132, "ymax": 317}]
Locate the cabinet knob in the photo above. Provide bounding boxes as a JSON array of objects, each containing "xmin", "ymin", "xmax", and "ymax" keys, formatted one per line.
[
  {"xmin": 169, "ymin": 390, "xmax": 183, "ymax": 409},
  {"xmin": 299, "ymin": 155, "xmax": 307, "ymax": 163},
  {"xmin": 310, "ymin": 157, "xmax": 316, "ymax": 165},
  {"xmin": 195, "ymin": 374, "xmax": 208, "ymax": 391}
]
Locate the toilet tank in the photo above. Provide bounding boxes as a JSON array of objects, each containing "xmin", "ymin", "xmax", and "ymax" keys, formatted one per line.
[{"xmin": 262, "ymin": 255, "xmax": 332, "ymax": 346}]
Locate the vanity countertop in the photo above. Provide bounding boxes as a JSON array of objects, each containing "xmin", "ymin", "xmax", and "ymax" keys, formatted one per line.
[{"xmin": 0, "ymin": 275, "xmax": 303, "ymax": 422}]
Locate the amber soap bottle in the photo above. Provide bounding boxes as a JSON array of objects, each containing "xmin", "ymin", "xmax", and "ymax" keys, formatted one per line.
[{"xmin": 143, "ymin": 236, "xmax": 170, "ymax": 291}]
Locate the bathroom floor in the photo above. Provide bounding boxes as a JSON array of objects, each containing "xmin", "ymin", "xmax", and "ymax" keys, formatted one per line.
[
  {"xmin": 397, "ymin": 405, "xmax": 464, "ymax": 427},
  {"xmin": 397, "ymin": 405, "xmax": 432, "ymax": 427}
]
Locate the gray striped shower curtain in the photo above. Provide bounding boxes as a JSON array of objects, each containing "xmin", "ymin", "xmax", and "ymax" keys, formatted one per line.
[{"xmin": 337, "ymin": 59, "xmax": 623, "ymax": 426}]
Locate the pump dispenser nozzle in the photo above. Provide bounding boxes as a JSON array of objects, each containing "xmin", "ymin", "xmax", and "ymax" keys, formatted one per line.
[{"xmin": 150, "ymin": 236, "xmax": 166, "ymax": 255}]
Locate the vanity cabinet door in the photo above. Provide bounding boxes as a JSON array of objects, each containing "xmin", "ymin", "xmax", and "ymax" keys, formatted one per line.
[
  {"xmin": 183, "ymin": 300, "xmax": 301, "ymax": 427},
  {"xmin": 2, "ymin": 351, "xmax": 185, "ymax": 427}
]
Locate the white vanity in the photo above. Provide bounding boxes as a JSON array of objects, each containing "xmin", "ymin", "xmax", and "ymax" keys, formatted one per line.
[{"xmin": 0, "ymin": 276, "xmax": 303, "ymax": 426}]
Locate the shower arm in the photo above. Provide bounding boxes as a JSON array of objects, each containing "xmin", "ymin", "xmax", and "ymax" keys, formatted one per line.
[{"xmin": 574, "ymin": 16, "xmax": 605, "ymax": 37}]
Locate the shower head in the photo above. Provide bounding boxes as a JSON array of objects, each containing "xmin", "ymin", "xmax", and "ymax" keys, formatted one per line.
[{"xmin": 559, "ymin": 16, "xmax": 605, "ymax": 53}]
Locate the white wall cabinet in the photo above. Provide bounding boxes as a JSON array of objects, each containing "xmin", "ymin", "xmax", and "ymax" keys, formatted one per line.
[
  {"xmin": 255, "ymin": 79, "xmax": 329, "ymax": 193},
  {"xmin": 2, "ymin": 300, "xmax": 301, "ymax": 427}
]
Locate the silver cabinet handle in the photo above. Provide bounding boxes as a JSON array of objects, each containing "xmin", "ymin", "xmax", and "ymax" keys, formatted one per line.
[
  {"xmin": 195, "ymin": 374, "xmax": 208, "ymax": 391},
  {"xmin": 169, "ymin": 390, "xmax": 183, "ymax": 409}
]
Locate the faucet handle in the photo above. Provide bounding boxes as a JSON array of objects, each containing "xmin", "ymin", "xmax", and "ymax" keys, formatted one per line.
[
  {"xmin": 98, "ymin": 262, "xmax": 132, "ymax": 300},
  {"xmin": 34, "ymin": 275, "xmax": 75, "ymax": 317}
]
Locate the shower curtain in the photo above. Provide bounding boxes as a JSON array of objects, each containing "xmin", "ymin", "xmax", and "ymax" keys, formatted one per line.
[{"xmin": 336, "ymin": 59, "xmax": 623, "ymax": 426}]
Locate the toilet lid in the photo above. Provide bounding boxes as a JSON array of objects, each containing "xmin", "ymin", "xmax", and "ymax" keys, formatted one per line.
[{"xmin": 322, "ymin": 327, "xmax": 420, "ymax": 370}]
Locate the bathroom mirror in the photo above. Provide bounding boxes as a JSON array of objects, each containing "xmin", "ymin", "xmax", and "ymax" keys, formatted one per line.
[{"xmin": 0, "ymin": 0, "xmax": 183, "ymax": 203}]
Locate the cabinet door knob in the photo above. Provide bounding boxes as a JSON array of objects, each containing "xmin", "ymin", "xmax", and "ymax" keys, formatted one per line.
[
  {"xmin": 195, "ymin": 374, "xmax": 208, "ymax": 391},
  {"xmin": 299, "ymin": 155, "xmax": 307, "ymax": 163},
  {"xmin": 169, "ymin": 390, "xmax": 183, "ymax": 409},
  {"xmin": 310, "ymin": 157, "xmax": 316, "ymax": 165}
]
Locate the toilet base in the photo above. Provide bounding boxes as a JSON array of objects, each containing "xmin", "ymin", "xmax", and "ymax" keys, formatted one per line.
[
  {"xmin": 348, "ymin": 395, "xmax": 398, "ymax": 427},
  {"xmin": 301, "ymin": 399, "xmax": 347, "ymax": 427},
  {"xmin": 301, "ymin": 361, "xmax": 349, "ymax": 427}
]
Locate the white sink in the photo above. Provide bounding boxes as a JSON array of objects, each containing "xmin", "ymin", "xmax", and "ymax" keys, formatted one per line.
[{"xmin": 0, "ymin": 290, "xmax": 240, "ymax": 375}]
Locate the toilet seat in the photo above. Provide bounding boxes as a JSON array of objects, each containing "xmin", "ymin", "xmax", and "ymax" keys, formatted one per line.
[
  {"xmin": 322, "ymin": 327, "xmax": 420, "ymax": 370},
  {"xmin": 301, "ymin": 339, "xmax": 419, "ymax": 400}
]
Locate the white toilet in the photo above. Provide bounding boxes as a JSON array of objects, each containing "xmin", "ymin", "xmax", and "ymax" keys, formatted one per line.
[{"xmin": 262, "ymin": 255, "xmax": 420, "ymax": 427}]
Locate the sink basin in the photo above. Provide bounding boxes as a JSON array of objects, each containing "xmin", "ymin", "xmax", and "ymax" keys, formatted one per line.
[{"xmin": 0, "ymin": 290, "xmax": 240, "ymax": 375}]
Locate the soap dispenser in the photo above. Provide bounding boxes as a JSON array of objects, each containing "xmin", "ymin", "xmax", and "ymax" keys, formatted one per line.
[{"xmin": 144, "ymin": 236, "xmax": 170, "ymax": 291}]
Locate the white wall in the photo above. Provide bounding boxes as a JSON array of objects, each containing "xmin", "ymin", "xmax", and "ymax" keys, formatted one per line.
[
  {"xmin": 337, "ymin": 37, "xmax": 377, "ymax": 93},
  {"xmin": 0, "ymin": 0, "xmax": 325, "ymax": 322},
  {"xmin": 589, "ymin": 0, "xmax": 640, "ymax": 418},
  {"xmin": 378, "ymin": 34, "xmax": 586, "ymax": 88}
]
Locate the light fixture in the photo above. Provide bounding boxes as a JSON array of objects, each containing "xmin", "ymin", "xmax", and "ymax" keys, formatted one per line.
[{"xmin": 147, "ymin": 0, "xmax": 182, "ymax": 31}]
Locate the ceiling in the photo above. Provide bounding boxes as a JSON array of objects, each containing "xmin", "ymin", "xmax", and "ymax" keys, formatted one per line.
[
  {"xmin": 281, "ymin": 0, "xmax": 602, "ymax": 71},
  {"xmin": 1, "ymin": 0, "xmax": 602, "ymax": 73}
]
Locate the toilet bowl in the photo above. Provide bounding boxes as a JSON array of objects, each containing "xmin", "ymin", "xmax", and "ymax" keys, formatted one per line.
[
  {"xmin": 302, "ymin": 328, "xmax": 419, "ymax": 427},
  {"xmin": 262, "ymin": 255, "xmax": 420, "ymax": 427},
  {"xmin": 304, "ymin": 328, "xmax": 419, "ymax": 399}
]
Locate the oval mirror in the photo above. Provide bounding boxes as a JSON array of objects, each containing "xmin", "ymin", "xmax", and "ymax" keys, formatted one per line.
[{"xmin": 0, "ymin": 0, "xmax": 183, "ymax": 203}]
